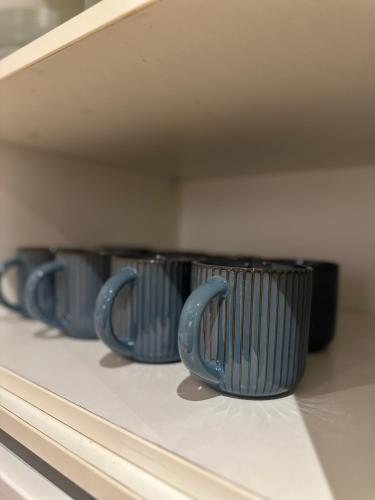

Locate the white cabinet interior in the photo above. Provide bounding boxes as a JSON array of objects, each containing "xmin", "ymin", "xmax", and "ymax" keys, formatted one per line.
[
  {"xmin": 1, "ymin": 0, "xmax": 375, "ymax": 177},
  {"xmin": 178, "ymin": 166, "xmax": 375, "ymax": 313},
  {"xmin": 0, "ymin": 1, "xmax": 374, "ymax": 498},
  {"xmin": 1, "ymin": 142, "xmax": 374, "ymax": 313},
  {"xmin": 0, "ymin": 309, "xmax": 374, "ymax": 500},
  {"xmin": 0, "ymin": 430, "xmax": 75, "ymax": 500},
  {"xmin": 0, "ymin": 143, "xmax": 178, "ymax": 256}
]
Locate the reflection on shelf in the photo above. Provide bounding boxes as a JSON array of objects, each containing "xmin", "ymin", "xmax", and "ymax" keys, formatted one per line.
[{"xmin": 0, "ymin": 309, "xmax": 374, "ymax": 500}]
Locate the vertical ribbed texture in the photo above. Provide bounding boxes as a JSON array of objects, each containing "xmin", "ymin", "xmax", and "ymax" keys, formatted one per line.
[
  {"xmin": 18, "ymin": 249, "xmax": 55, "ymax": 317},
  {"xmin": 55, "ymin": 253, "xmax": 110, "ymax": 339},
  {"xmin": 192, "ymin": 264, "xmax": 312, "ymax": 397},
  {"xmin": 111, "ymin": 257, "xmax": 191, "ymax": 362}
]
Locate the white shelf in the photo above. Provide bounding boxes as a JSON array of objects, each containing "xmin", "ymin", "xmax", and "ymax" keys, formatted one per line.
[
  {"xmin": 0, "ymin": 385, "xmax": 186, "ymax": 500},
  {"xmin": 0, "ymin": 320, "xmax": 257, "ymax": 499},
  {"xmin": 0, "ymin": 432, "xmax": 71, "ymax": 500},
  {"xmin": 0, "ymin": 309, "xmax": 374, "ymax": 500},
  {"xmin": 1, "ymin": 0, "xmax": 375, "ymax": 177}
]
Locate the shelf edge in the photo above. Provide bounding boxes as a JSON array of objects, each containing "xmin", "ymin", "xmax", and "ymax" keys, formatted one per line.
[
  {"xmin": 0, "ymin": 0, "xmax": 158, "ymax": 81},
  {"xmin": 0, "ymin": 395, "xmax": 139, "ymax": 500},
  {"xmin": 0, "ymin": 366, "xmax": 262, "ymax": 500}
]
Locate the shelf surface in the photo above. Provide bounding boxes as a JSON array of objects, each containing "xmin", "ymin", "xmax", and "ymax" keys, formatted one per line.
[
  {"xmin": 0, "ymin": 309, "xmax": 374, "ymax": 499},
  {"xmin": 0, "ymin": 431, "xmax": 72, "ymax": 500},
  {"xmin": 1, "ymin": 0, "xmax": 375, "ymax": 177},
  {"xmin": 0, "ymin": 384, "xmax": 185, "ymax": 500}
]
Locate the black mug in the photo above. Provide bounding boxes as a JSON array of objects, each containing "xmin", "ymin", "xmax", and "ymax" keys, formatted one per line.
[
  {"xmin": 0, "ymin": 247, "xmax": 55, "ymax": 317},
  {"xmin": 269, "ymin": 259, "xmax": 339, "ymax": 351}
]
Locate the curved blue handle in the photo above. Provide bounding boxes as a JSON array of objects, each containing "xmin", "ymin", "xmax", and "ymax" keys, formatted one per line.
[
  {"xmin": 0, "ymin": 257, "xmax": 24, "ymax": 314},
  {"xmin": 25, "ymin": 260, "xmax": 65, "ymax": 329},
  {"xmin": 178, "ymin": 276, "xmax": 228, "ymax": 385},
  {"xmin": 94, "ymin": 267, "xmax": 138, "ymax": 356}
]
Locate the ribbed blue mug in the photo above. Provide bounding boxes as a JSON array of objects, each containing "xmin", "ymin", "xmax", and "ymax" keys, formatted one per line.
[
  {"xmin": 94, "ymin": 252, "xmax": 194, "ymax": 362},
  {"xmin": 25, "ymin": 249, "xmax": 110, "ymax": 339},
  {"xmin": 0, "ymin": 247, "xmax": 55, "ymax": 317},
  {"xmin": 178, "ymin": 259, "xmax": 313, "ymax": 398}
]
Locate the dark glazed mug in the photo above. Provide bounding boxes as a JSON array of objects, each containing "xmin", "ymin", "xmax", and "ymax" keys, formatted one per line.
[
  {"xmin": 178, "ymin": 259, "xmax": 313, "ymax": 398},
  {"xmin": 25, "ymin": 249, "xmax": 110, "ymax": 338},
  {"xmin": 95, "ymin": 252, "xmax": 195, "ymax": 362},
  {"xmin": 0, "ymin": 247, "xmax": 54, "ymax": 317},
  {"xmin": 269, "ymin": 259, "xmax": 339, "ymax": 351}
]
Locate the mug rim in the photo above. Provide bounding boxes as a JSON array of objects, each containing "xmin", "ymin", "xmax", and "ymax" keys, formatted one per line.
[
  {"xmin": 112, "ymin": 251, "xmax": 205, "ymax": 264},
  {"xmin": 192, "ymin": 258, "xmax": 311, "ymax": 273},
  {"xmin": 100, "ymin": 249, "xmax": 153, "ymax": 258},
  {"xmin": 269, "ymin": 258, "xmax": 339, "ymax": 270},
  {"xmin": 18, "ymin": 246, "xmax": 55, "ymax": 253},
  {"xmin": 100, "ymin": 246, "xmax": 151, "ymax": 254},
  {"xmin": 55, "ymin": 248, "xmax": 103, "ymax": 255}
]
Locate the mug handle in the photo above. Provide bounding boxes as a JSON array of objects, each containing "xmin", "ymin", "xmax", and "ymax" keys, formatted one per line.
[
  {"xmin": 0, "ymin": 257, "xmax": 24, "ymax": 314},
  {"xmin": 25, "ymin": 261, "xmax": 65, "ymax": 329},
  {"xmin": 178, "ymin": 276, "xmax": 228, "ymax": 385},
  {"xmin": 94, "ymin": 267, "xmax": 138, "ymax": 356}
]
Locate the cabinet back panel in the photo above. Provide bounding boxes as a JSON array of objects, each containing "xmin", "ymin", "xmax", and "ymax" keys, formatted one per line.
[
  {"xmin": 0, "ymin": 143, "xmax": 178, "ymax": 257},
  {"xmin": 178, "ymin": 166, "xmax": 375, "ymax": 313}
]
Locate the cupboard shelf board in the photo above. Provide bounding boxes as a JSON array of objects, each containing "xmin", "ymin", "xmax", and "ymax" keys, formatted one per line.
[
  {"xmin": 0, "ymin": 429, "xmax": 73, "ymax": 500},
  {"xmin": 1, "ymin": 0, "xmax": 375, "ymax": 178},
  {"xmin": 0, "ymin": 309, "xmax": 374, "ymax": 500},
  {"xmin": 0, "ymin": 387, "xmax": 187, "ymax": 499},
  {"xmin": 0, "ymin": 318, "xmax": 257, "ymax": 500}
]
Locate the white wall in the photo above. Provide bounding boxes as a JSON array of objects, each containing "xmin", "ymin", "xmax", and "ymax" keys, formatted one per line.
[
  {"xmin": 1, "ymin": 141, "xmax": 374, "ymax": 314},
  {"xmin": 178, "ymin": 165, "xmax": 375, "ymax": 313},
  {"xmin": 0, "ymin": 142, "xmax": 178, "ymax": 259}
]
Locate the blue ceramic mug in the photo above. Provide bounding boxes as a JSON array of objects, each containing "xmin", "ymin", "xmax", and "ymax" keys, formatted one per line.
[
  {"xmin": 0, "ymin": 247, "xmax": 55, "ymax": 317},
  {"xmin": 95, "ymin": 253, "xmax": 194, "ymax": 362},
  {"xmin": 25, "ymin": 249, "xmax": 110, "ymax": 339},
  {"xmin": 178, "ymin": 259, "xmax": 313, "ymax": 398}
]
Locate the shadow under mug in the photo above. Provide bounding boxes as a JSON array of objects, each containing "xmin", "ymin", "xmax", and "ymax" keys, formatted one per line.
[
  {"xmin": 25, "ymin": 249, "xmax": 111, "ymax": 339},
  {"xmin": 178, "ymin": 259, "xmax": 313, "ymax": 398},
  {"xmin": 270, "ymin": 259, "xmax": 339, "ymax": 351},
  {"xmin": 0, "ymin": 247, "xmax": 54, "ymax": 317},
  {"xmin": 94, "ymin": 253, "xmax": 195, "ymax": 362}
]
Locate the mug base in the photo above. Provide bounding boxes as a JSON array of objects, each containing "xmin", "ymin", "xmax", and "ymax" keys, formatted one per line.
[
  {"xmin": 206, "ymin": 382, "xmax": 296, "ymax": 400},
  {"xmin": 308, "ymin": 337, "xmax": 334, "ymax": 352},
  {"xmin": 20, "ymin": 312, "xmax": 32, "ymax": 320},
  {"xmin": 127, "ymin": 355, "xmax": 181, "ymax": 364},
  {"xmin": 65, "ymin": 331, "xmax": 98, "ymax": 340}
]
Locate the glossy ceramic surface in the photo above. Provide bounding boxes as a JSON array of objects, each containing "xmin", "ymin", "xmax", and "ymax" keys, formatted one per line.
[
  {"xmin": 270, "ymin": 258, "xmax": 339, "ymax": 351},
  {"xmin": 26, "ymin": 249, "xmax": 110, "ymax": 339},
  {"xmin": 178, "ymin": 259, "xmax": 313, "ymax": 398},
  {"xmin": 0, "ymin": 247, "xmax": 54, "ymax": 317},
  {"xmin": 95, "ymin": 253, "xmax": 192, "ymax": 362}
]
